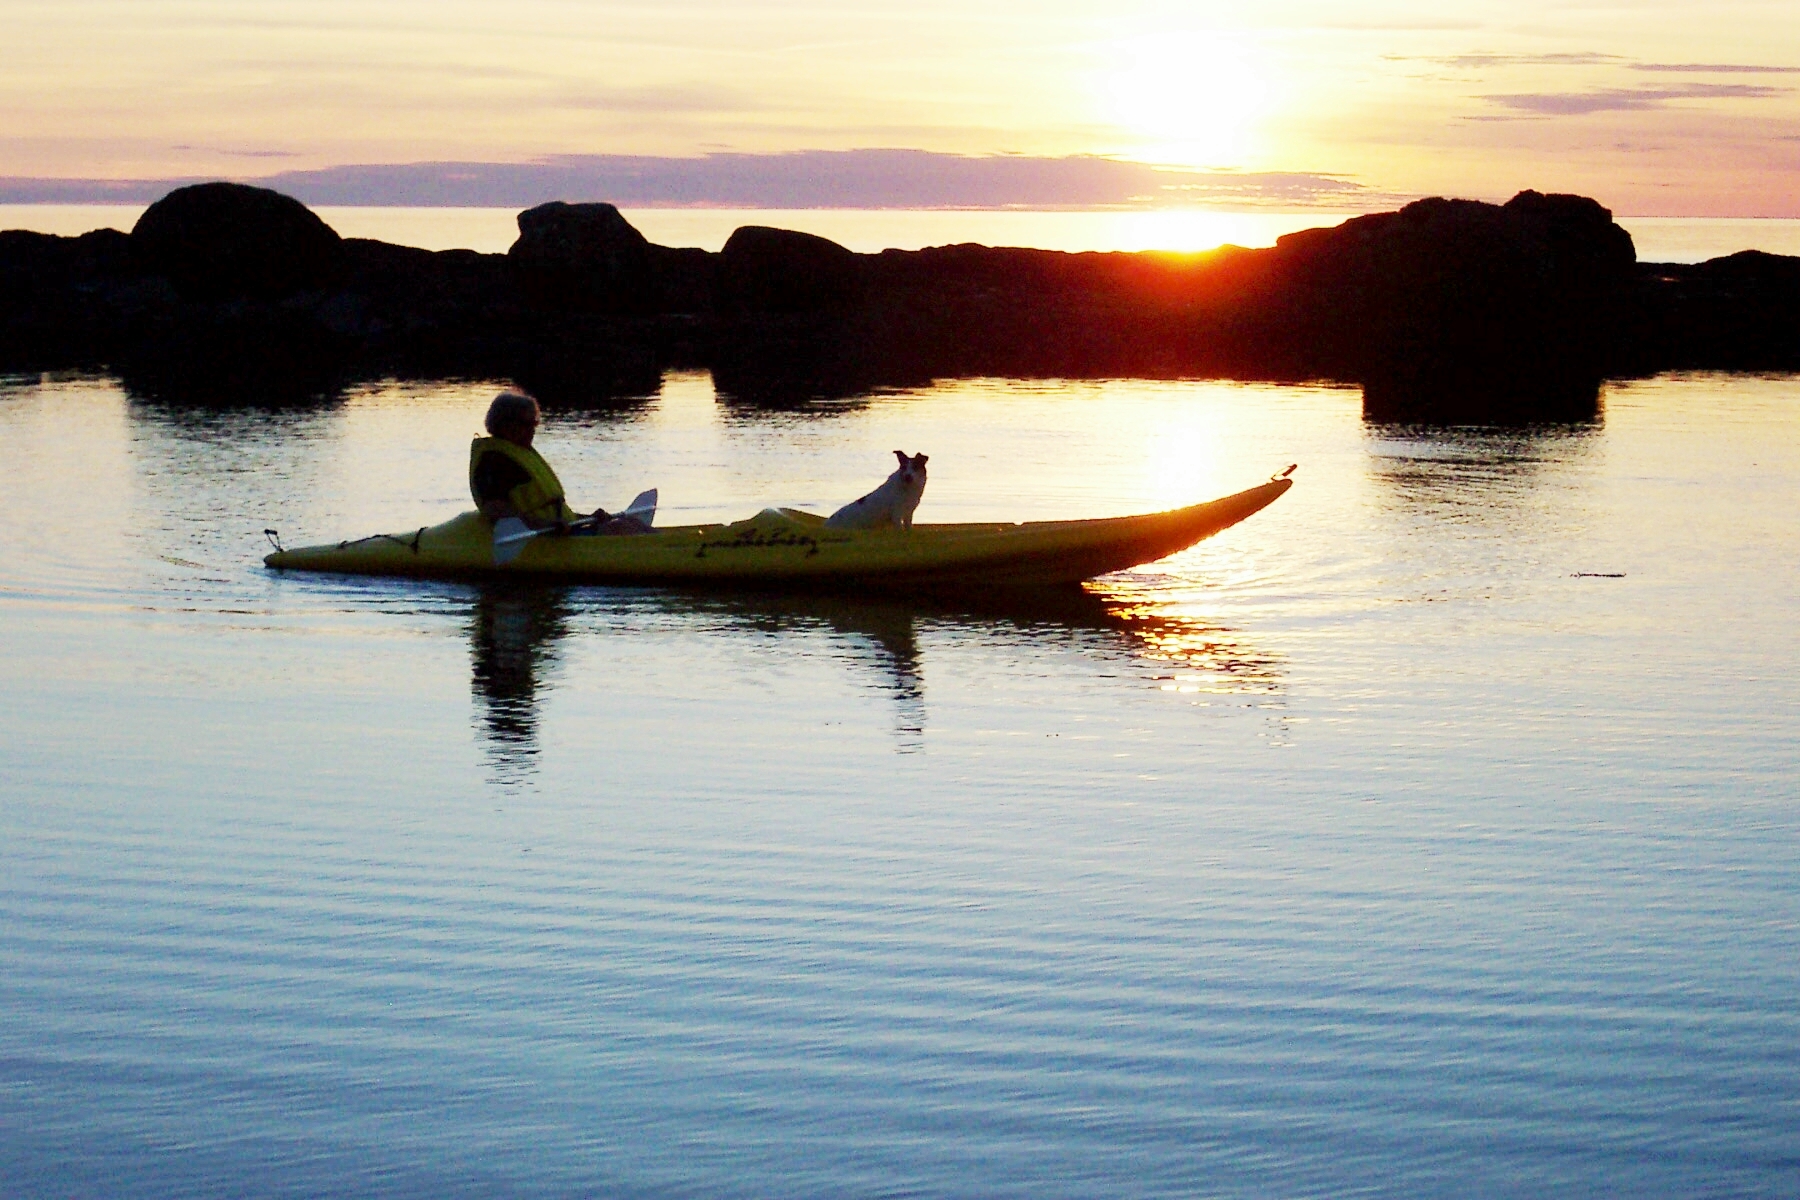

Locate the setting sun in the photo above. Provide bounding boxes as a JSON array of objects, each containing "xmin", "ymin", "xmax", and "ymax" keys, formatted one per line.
[{"xmin": 1096, "ymin": 33, "xmax": 1272, "ymax": 168}]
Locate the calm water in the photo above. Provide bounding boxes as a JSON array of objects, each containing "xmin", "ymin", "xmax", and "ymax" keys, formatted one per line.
[
  {"xmin": 2, "ymin": 370, "xmax": 1797, "ymax": 1198},
  {"xmin": 6, "ymin": 203, "xmax": 1800, "ymax": 261}
]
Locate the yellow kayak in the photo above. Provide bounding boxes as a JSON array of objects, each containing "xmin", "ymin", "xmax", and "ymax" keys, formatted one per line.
[{"xmin": 264, "ymin": 474, "xmax": 1292, "ymax": 590}]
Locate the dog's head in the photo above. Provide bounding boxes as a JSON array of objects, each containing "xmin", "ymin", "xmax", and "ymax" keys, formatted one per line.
[{"xmin": 892, "ymin": 450, "xmax": 928, "ymax": 482}]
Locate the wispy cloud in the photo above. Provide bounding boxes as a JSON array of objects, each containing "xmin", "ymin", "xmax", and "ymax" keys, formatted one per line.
[
  {"xmin": 1632, "ymin": 63, "xmax": 1800, "ymax": 75},
  {"xmin": 171, "ymin": 145, "xmax": 300, "ymax": 159},
  {"xmin": 0, "ymin": 177, "xmax": 194, "ymax": 203},
  {"xmin": 1154, "ymin": 172, "xmax": 1369, "ymax": 204},
  {"xmin": 1397, "ymin": 52, "xmax": 1621, "ymax": 69},
  {"xmin": 1393, "ymin": 52, "xmax": 1800, "ymax": 79},
  {"xmin": 1484, "ymin": 83, "xmax": 1789, "ymax": 115}
]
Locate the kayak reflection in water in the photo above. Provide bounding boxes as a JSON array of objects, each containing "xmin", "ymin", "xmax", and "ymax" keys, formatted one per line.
[{"xmin": 469, "ymin": 390, "xmax": 649, "ymax": 535}]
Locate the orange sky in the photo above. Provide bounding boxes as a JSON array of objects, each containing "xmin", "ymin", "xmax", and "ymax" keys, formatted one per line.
[{"xmin": 5, "ymin": 0, "xmax": 1798, "ymax": 214}]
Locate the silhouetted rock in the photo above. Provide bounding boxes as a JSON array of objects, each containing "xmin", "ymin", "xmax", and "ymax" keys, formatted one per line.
[
  {"xmin": 645, "ymin": 243, "xmax": 716, "ymax": 313},
  {"xmin": 1259, "ymin": 191, "xmax": 1636, "ymax": 420},
  {"xmin": 508, "ymin": 201, "xmax": 651, "ymax": 313},
  {"xmin": 1623, "ymin": 250, "xmax": 1800, "ymax": 373},
  {"xmin": 719, "ymin": 226, "xmax": 861, "ymax": 314},
  {"xmin": 129, "ymin": 182, "xmax": 343, "ymax": 301},
  {"xmin": 0, "ymin": 228, "xmax": 139, "ymax": 367}
]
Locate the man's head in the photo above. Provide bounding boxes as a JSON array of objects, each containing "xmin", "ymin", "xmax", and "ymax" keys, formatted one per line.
[{"xmin": 485, "ymin": 391, "xmax": 540, "ymax": 447}]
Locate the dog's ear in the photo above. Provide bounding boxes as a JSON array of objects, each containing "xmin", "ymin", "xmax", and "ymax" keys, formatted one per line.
[
  {"xmin": 913, "ymin": 453, "xmax": 928, "ymax": 468},
  {"xmin": 892, "ymin": 450, "xmax": 908, "ymax": 469}
]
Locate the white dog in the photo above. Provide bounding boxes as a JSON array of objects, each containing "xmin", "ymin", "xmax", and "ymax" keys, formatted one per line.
[{"xmin": 825, "ymin": 451, "xmax": 929, "ymax": 530}]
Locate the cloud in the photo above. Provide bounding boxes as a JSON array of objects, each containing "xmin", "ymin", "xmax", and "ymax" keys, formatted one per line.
[
  {"xmin": 1633, "ymin": 63, "xmax": 1800, "ymax": 75},
  {"xmin": 1483, "ymin": 83, "xmax": 1789, "ymax": 115},
  {"xmin": 1399, "ymin": 52, "xmax": 1621, "ymax": 69},
  {"xmin": 1395, "ymin": 53, "xmax": 1800, "ymax": 80},
  {"xmin": 1152, "ymin": 173, "xmax": 1376, "ymax": 206},
  {"xmin": 0, "ymin": 177, "xmax": 193, "ymax": 203},
  {"xmin": 0, "ymin": 151, "xmax": 1375, "ymax": 210},
  {"xmin": 171, "ymin": 145, "xmax": 301, "ymax": 159}
]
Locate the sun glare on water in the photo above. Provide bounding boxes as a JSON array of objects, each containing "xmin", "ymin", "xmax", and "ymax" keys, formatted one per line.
[{"xmin": 1096, "ymin": 33, "xmax": 1271, "ymax": 169}]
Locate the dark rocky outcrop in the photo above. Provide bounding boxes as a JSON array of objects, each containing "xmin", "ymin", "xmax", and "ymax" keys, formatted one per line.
[
  {"xmin": 719, "ymin": 226, "xmax": 862, "ymax": 314},
  {"xmin": 645, "ymin": 243, "xmax": 716, "ymax": 314},
  {"xmin": 1620, "ymin": 250, "xmax": 1800, "ymax": 373},
  {"xmin": 0, "ymin": 227, "xmax": 138, "ymax": 368},
  {"xmin": 1251, "ymin": 191, "xmax": 1639, "ymax": 421},
  {"xmin": 130, "ymin": 182, "xmax": 343, "ymax": 301},
  {"xmin": 3, "ymin": 180, "xmax": 1796, "ymax": 419},
  {"xmin": 508, "ymin": 201, "xmax": 652, "ymax": 314}
]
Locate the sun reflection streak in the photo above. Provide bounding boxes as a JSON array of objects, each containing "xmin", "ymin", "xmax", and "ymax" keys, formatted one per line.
[{"xmin": 1087, "ymin": 579, "xmax": 1284, "ymax": 697}]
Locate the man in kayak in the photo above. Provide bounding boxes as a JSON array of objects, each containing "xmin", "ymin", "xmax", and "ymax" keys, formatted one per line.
[{"xmin": 470, "ymin": 391, "xmax": 645, "ymax": 532}]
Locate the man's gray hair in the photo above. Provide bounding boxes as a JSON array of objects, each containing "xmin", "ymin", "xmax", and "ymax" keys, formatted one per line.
[{"xmin": 485, "ymin": 390, "xmax": 540, "ymax": 434}]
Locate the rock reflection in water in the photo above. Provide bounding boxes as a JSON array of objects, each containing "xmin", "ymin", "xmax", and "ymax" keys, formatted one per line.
[
  {"xmin": 1361, "ymin": 379, "xmax": 1603, "ymax": 426},
  {"xmin": 1358, "ymin": 419, "xmax": 1609, "ymax": 606},
  {"xmin": 120, "ymin": 356, "xmax": 354, "ymax": 408},
  {"xmin": 469, "ymin": 584, "xmax": 571, "ymax": 783},
  {"xmin": 1362, "ymin": 419, "xmax": 1601, "ymax": 519}
]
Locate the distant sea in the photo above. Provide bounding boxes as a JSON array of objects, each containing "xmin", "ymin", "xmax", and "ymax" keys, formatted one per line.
[{"xmin": 4, "ymin": 203, "xmax": 1800, "ymax": 262}]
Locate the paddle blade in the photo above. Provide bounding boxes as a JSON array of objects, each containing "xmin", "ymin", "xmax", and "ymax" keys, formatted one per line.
[
  {"xmin": 620, "ymin": 488, "xmax": 657, "ymax": 526},
  {"xmin": 491, "ymin": 517, "xmax": 537, "ymax": 566}
]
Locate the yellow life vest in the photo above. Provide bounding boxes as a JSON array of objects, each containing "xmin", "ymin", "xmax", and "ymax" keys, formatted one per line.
[{"xmin": 469, "ymin": 436, "xmax": 577, "ymax": 525}]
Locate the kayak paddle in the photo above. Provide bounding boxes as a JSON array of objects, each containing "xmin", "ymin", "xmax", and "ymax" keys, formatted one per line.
[{"xmin": 492, "ymin": 488, "xmax": 657, "ymax": 566}]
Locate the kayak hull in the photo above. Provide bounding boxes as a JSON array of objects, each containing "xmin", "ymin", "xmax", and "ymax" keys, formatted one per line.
[{"xmin": 264, "ymin": 477, "xmax": 1292, "ymax": 591}]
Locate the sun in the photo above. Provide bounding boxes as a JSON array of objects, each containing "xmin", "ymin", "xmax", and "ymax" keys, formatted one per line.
[{"xmin": 1095, "ymin": 33, "xmax": 1271, "ymax": 169}]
